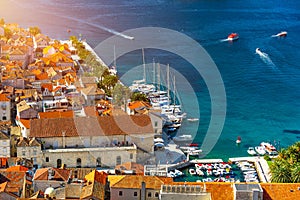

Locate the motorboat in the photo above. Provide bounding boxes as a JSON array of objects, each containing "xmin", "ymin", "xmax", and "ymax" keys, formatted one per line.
[
  {"xmin": 186, "ymin": 149, "xmax": 203, "ymax": 156},
  {"xmin": 256, "ymin": 48, "xmax": 262, "ymax": 54},
  {"xmin": 153, "ymin": 138, "xmax": 164, "ymax": 143},
  {"xmin": 255, "ymin": 146, "xmax": 266, "ymax": 155},
  {"xmin": 247, "ymin": 147, "xmax": 257, "ymax": 156},
  {"xmin": 196, "ymin": 168, "xmax": 204, "ymax": 176},
  {"xmin": 227, "ymin": 33, "xmax": 239, "ymax": 41},
  {"xmin": 173, "ymin": 134, "xmax": 193, "ymax": 142},
  {"xmin": 236, "ymin": 136, "xmax": 242, "ymax": 144},
  {"xmin": 189, "ymin": 168, "xmax": 196, "ymax": 175},
  {"xmin": 260, "ymin": 142, "xmax": 277, "ymax": 152},
  {"xmin": 187, "ymin": 118, "xmax": 199, "ymax": 122},
  {"xmin": 272, "ymin": 31, "xmax": 287, "ymax": 37}
]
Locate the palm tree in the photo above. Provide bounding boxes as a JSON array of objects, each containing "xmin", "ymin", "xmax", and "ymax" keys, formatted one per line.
[
  {"xmin": 270, "ymin": 160, "xmax": 292, "ymax": 183},
  {"xmin": 291, "ymin": 164, "xmax": 300, "ymax": 183},
  {"xmin": 270, "ymin": 142, "xmax": 300, "ymax": 183}
]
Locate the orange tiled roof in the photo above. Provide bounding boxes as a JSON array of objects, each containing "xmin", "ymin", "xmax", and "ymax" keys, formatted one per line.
[
  {"xmin": 17, "ymin": 137, "xmax": 41, "ymax": 147},
  {"xmin": 29, "ymin": 115, "xmax": 153, "ymax": 138},
  {"xmin": 20, "ymin": 119, "xmax": 31, "ymax": 129},
  {"xmin": 0, "ymin": 182, "xmax": 8, "ymax": 193},
  {"xmin": 0, "ymin": 171, "xmax": 28, "ymax": 193},
  {"xmin": 83, "ymin": 106, "xmax": 98, "ymax": 117},
  {"xmin": 6, "ymin": 165, "xmax": 28, "ymax": 172},
  {"xmin": 85, "ymin": 170, "xmax": 107, "ymax": 185},
  {"xmin": 0, "ymin": 94, "xmax": 10, "ymax": 101},
  {"xmin": 33, "ymin": 167, "xmax": 71, "ymax": 181},
  {"xmin": 39, "ymin": 111, "xmax": 74, "ymax": 119},
  {"xmin": 171, "ymin": 182, "xmax": 234, "ymax": 200},
  {"xmin": 261, "ymin": 183, "xmax": 300, "ymax": 200},
  {"xmin": 41, "ymin": 83, "xmax": 53, "ymax": 92},
  {"xmin": 115, "ymin": 162, "xmax": 144, "ymax": 175},
  {"xmin": 128, "ymin": 101, "xmax": 151, "ymax": 110},
  {"xmin": 36, "ymin": 72, "xmax": 49, "ymax": 80},
  {"xmin": 109, "ymin": 175, "xmax": 173, "ymax": 190}
]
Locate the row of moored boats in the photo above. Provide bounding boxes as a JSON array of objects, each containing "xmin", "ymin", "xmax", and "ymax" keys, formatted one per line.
[{"xmin": 247, "ymin": 142, "xmax": 278, "ymax": 157}]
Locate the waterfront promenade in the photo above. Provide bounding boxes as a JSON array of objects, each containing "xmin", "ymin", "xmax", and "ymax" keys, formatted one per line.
[{"xmin": 229, "ymin": 156, "xmax": 271, "ymax": 183}]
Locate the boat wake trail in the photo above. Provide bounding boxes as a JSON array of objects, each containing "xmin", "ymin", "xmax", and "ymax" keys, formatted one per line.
[
  {"xmin": 220, "ymin": 38, "xmax": 229, "ymax": 42},
  {"xmin": 9, "ymin": 0, "xmax": 134, "ymax": 40},
  {"xmin": 256, "ymin": 50, "xmax": 278, "ymax": 71}
]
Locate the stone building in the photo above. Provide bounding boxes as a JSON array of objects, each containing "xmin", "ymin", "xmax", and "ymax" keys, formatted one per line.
[
  {"xmin": 16, "ymin": 137, "xmax": 42, "ymax": 168},
  {"xmin": 29, "ymin": 114, "xmax": 155, "ymax": 168},
  {"xmin": 0, "ymin": 94, "xmax": 11, "ymax": 121}
]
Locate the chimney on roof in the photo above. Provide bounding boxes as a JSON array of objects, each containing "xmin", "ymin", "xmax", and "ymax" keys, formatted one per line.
[{"xmin": 141, "ymin": 181, "xmax": 146, "ymax": 200}]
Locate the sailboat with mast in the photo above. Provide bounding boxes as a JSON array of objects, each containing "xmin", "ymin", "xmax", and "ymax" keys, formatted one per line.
[{"xmin": 129, "ymin": 48, "xmax": 156, "ymax": 94}]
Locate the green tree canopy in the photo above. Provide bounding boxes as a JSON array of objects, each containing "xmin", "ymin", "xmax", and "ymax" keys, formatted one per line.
[
  {"xmin": 112, "ymin": 83, "xmax": 131, "ymax": 106},
  {"xmin": 4, "ymin": 28, "xmax": 12, "ymax": 39},
  {"xmin": 270, "ymin": 141, "xmax": 300, "ymax": 183},
  {"xmin": 0, "ymin": 18, "xmax": 5, "ymax": 26},
  {"xmin": 29, "ymin": 26, "xmax": 41, "ymax": 36},
  {"xmin": 131, "ymin": 92, "xmax": 150, "ymax": 102}
]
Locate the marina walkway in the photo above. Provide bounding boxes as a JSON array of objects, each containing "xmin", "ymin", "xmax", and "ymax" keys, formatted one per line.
[{"xmin": 229, "ymin": 156, "xmax": 271, "ymax": 183}]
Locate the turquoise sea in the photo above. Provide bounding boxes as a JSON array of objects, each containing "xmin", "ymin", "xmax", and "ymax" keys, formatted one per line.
[{"xmin": 1, "ymin": 0, "xmax": 300, "ymax": 160}]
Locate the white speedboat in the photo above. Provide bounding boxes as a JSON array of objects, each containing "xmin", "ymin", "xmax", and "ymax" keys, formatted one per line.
[
  {"xmin": 247, "ymin": 147, "xmax": 257, "ymax": 156},
  {"xmin": 272, "ymin": 31, "xmax": 287, "ymax": 37},
  {"xmin": 196, "ymin": 168, "xmax": 204, "ymax": 176},
  {"xmin": 255, "ymin": 146, "xmax": 266, "ymax": 155},
  {"xmin": 187, "ymin": 118, "xmax": 199, "ymax": 122},
  {"xmin": 173, "ymin": 134, "xmax": 193, "ymax": 142},
  {"xmin": 256, "ymin": 48, "xmax": 262, "ymax": 54},
  {"xmin": 186, "ymin": 149, "xmax": 203, "ymax": 156}
]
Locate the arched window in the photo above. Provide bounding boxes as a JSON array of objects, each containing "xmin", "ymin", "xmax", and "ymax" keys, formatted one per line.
[
  {"xmin": 57, "ymin": 159, "xmax": 62, "ymax": 168},
  {"xmin": 116, "ymin": 156, "xmax": 121, "ymax": 165},
  {"xmin": 76, "ymin": 158, "xmax": 81, "ymax": 168},
  {"xmin": 96, "ymin": 157, "xmax": 101, "ymax": 167}
]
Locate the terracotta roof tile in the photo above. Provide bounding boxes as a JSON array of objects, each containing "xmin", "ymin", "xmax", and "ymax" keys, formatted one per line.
[
  {"xmin": 16, "ymin": 137, "xmax": 41, "ymax": 147},
  {"xmin": 83, "ymin": 106, "xmax": 98, "ymax": 117},
  {"xmin": 0, "ymin": 171, "xmax": 27, "ymax": 193},
  {"xmin": 6, "ymin": 165, "xmax": 28, "ymax": 172},
  {"xmin": 39, "ymin": 110, "xmax": 74, "ymax": 119},
  {"xmin": 30, "ymin": 115, "xmax": 153, "ymax": 138},
  {"xmin": 20, "ymin": 119, "xmax": 31, "ymax": 129},
  {"xmin": 171, "ymin": 182, "xmax": 234, "ymax": 200},
  {"xmin": 128, "ymin": 101, "xmax": 151, "ymax": 110},
  {"xmin": 36, "ymin": 72, "xmax": 49, "ymax": 80},
  {"xmin": 85, "ymin": 170, "xmax": 107, "ymax": 185},
  {"xmin": 115, "ymin": 162, "xmax": 144, "ymax": 175},
  {"xmin": 0, "ymin": 94, "xmax": 10, "ymax": 101},
  {"xmin": 33, "ymin": 167, "xmax": 71, "ymax": 181},
  {"xmin": 109, "ymin": 175, "xmax": 173, "ymax": 189},
  {"xmin": 261, "ymin": 183, "xmax": 300, "ymax": 200},
  {"xmin": 41, "ymin": 83, "xmax": 53, "ymax": 92}
]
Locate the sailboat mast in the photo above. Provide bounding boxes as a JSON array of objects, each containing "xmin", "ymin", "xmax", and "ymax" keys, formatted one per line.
[
  {"xmin": 157, "ymin": 63, "xmax": 160, "ymax": 92},
  {"xmin": 173, "ymin": 75, "xmax": 176, "ymax": 105},
  {"xmin": 113, "ymin": 45, "xmax": 116, "ymax": 67},
  {"xmin": 142, "ymin": 48, "xmax": 146, "ymax": 82},
  {"xmin": 167, "ymin": 64, "xmax": 170, "ymax": 102},
  {"xmin": 152, "ymin": 58, "xmax": 155, "ymax": 88}
]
